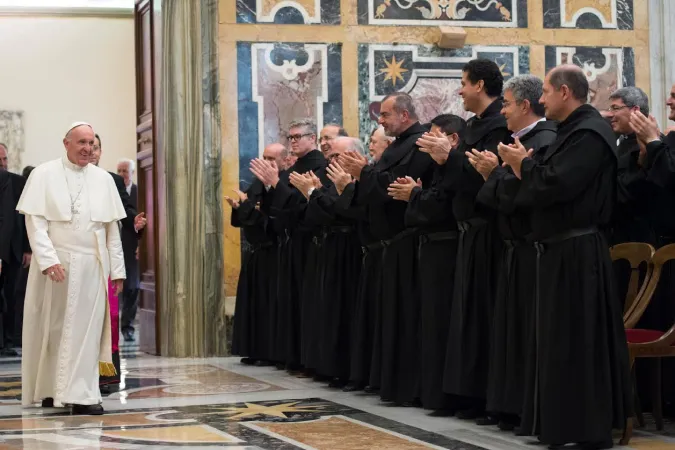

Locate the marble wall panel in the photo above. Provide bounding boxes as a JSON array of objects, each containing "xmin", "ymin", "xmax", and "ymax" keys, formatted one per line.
[
  {"xmin": 237, "ymin": 41, "xmax": 342, "ymax": 189},
  {"xmin": 545, "ymin": 45, "xmax": 635, "ymax": 111},
  {"xmin": 543, "ymin": 0, "xmax": 634, "ymax": 30},
  {"xmin": 236, "ymin": 0, "xmax": 340, "ymax": 24},
  {"xmin": 357, "ymin": 0, "xmax": 528, "ymax": 27},
  {"xmin": 358, "ymin": 43, "xmax": 529, "ymax": 142}
]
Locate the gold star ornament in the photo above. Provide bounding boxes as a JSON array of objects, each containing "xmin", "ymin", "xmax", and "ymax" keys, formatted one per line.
[
  {"xmin": 208, "ymin": 402, "xmax": 325, "ymax": 420},
  {"xmin": 380, "ymin": 55, "xmax": 409, "ymax": 87},
  {"xmin": 499, "ymin": 63, "xmax": 511, "ymax": 77}
]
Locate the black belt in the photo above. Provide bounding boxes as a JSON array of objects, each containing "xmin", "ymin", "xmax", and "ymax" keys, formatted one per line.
[
  {"xmin": 419, "ymin": 230, "xmax": 459, "ymax": 244},
  {"xmin": 535, "ymin": 226, "xmax": 598, "ymax": 251},
  {"xmin": 503, "ymin": 238, "xmax": 527, "ymax": 249},
  {"xmin": 326, "ymin": 225, "xmax": 354, "ymax": 234},
  {"xmin": 381, "ymin": 227, "xmax": 419, "ymax": 247},
  {"xmin": 251, "ymin": 241, "xmax": 274, "ymax": 253},
  {"xmin": 311, "ymin": 234, "xmax": 324, "ymax": 246},
  {"xmin": 362, "ymin": 241, "xmax": 385, "ymax": 254},
  {"xmin": 457, "ymin": 217, "xmax": 488, "ymax": 232}
]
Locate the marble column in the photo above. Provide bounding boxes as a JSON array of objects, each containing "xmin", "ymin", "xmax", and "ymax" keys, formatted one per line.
[
  {"xmin": 649, "ymin": 0, "xmax": 675, "ymax": 129},
  {"xmin": 159, "ymin": 0, "xmax": 225, "ymax": 357}
]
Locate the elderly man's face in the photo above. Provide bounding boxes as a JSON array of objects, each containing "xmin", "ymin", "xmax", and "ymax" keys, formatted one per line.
[
  {"xmin": 65, "ymin": 126, "xmax": 95, "ymax": 167},
  {"xmin": 117, "ymin": 161, "xmax": 132, "ymax": 185},
  {"xmin": 368, "ymin": 128, "xmax": 390, "ymax": 162},
  {"xmin": 319, "ymin": 125, "xmax": 341, "ymax": 154},
  {"xmin": 90, "ymin": 137, "xmax": 102, "ymax": 166},
  {"xmin": 0, "ymin": 145, "xmax": 7, "ymax": 171}
]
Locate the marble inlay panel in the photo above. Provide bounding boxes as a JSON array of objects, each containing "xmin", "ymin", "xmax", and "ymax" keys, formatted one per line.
[
  {"xmin": 543, "ymin": 0, "xmax": 634, "ymax": 29},
  {"xmin": 358, "ymin": 43, "xmax": 529, "ymax": 143},
  {"xmin": 357, "ymin": 0, "xmax": 528, "ymax": 27},
  {"xmin": 236, "ymin": 41, "xmax": 343, "ymax": 188},
  {"xmin": 236, "ymin": 0, "xmax": 341, "ymax": 24},
  {"xmin": 545, "ymin": 45, "xmax": 635, "ymax": 111}
]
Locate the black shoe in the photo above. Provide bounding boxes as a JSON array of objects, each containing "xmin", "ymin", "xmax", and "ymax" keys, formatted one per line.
[
  {"xmin": 456, "ymin": 407, "xmax": 484, "ymax": 420},
  {"xmin": 72, "ymin": 404, "xmax": 104, "ymax": 415},
  {"xmin": 0, "ymin": 348, "xmax": 18, "ymax": 357},
  {"xmin": 328, "ymin": 378, "xmax": 348, "ymax": 389},
  {"xmin": 240, "ymin": 357, "xmax": 257, "ymax": 366},
  {"xmin": 275, "ymin": 363, "xmax": 285, "ymax": 370},
  {"xmin": 254, "ymin": 360, "xmax": 274, "ymax": 367},
  {"xmin": 363, "ymin": 385, "xmax": 379, "ymax": 394},
  {"xmin": 342, "ymin": 382, "xmax": 364, "ymax": 392},
  {"xmin": 313, "ymin": 374, "xmax": 330, "ymax": 383},
  {"xmin": 428, "ymin": 409, "xmax": 456, "ymax": 417},
  {"xmin": 41, "ymin": 398, "xmax": 54, "ymax": 408},
  {"xmin": 100, "ymin": 385, "xmax": 111, "ymax": 395},
  {"xmin": 579, "ymin": 440, "xmax": 613, "ymax": 450},
  {"xmin": 122, "ymin": 330, "xmax": 135, "ymax": 342},
  {"xmin": 476, "ymin": 415, "xmax": 499, "ymax": 426},
  {"xmin": 498, "ymin": 420, "xmax": 516, "ymax": 431}
]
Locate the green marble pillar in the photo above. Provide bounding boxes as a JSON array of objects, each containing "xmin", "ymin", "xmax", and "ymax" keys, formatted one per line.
[{"xmin": 159, "ymin": 0, "xmax": 225, "ymax": 357}]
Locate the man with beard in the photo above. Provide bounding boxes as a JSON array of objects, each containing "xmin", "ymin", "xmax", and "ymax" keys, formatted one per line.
[
  {"xmin": 319, "ymin": 124, "xmax": 348, "ymax": 156},
  {"xmin": 417, "ymin": 58, "xmax": 511, "ymax": 420},
  {"xmin": 289, "ymin": 137, "xmax": 363, "ymax": 387},
  {"xmin": 499, "ymin": 65, "xmax": 631, "ymax": 449},
  {"xmin": 340, "ymin": 92, "xmax": 434, "ymax": 406},
  {"xmin": 604, "ymin": 87, "xmax": 657, "ymax": 246},
  {"xmin": 388, "ymin": 114, "xmax": 465, "ymax": 414},
  {"xmin": 250, "ymin": 119, "xmax": 327, "ymax": 371},
  {"xmin": 468, "ymin": 74, "xmax": 556, "ymax": 431},
  {"xmin": 229, "ymin": 142, "xmax": 288, "ymax": 366}
]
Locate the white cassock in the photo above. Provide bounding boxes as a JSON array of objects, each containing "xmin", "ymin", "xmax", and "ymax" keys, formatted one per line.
[{"xmin": 17, "ymin": 156, "xmax": 127, "ymax": 407}]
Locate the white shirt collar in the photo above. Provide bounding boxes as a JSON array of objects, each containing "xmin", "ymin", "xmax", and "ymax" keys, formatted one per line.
[
  {"xmin": 511, "ymin": 118, "xmax": 546, "ymax": 140},
  {"xmin": 62, "ymin": 155, "xmax": 86, "ymax": 172}
]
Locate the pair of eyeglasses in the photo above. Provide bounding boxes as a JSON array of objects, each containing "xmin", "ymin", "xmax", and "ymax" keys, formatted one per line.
[
  {"xmin": 606, "ymin": 105, "xmax": 630, "ymax": 112},
  {"xmin": 287, "ymin": 133, "xmax": 312, "ymax": 142}
]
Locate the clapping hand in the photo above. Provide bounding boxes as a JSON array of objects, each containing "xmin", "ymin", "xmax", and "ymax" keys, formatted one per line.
[
  {"xmin": 134, "ymin": 212, "xmax": 147, "ymax": 231},
  {"xmin": 289, "ymin": 172, "xmax": 317, "ymax": 200},
  {"xmin": 630, "ymin": 111, "xmax": 661, "ymax": 144},
  {"xmin": 387, "ymin": 176, "xmax": 422, "ymax": 202},
  {"xmin": 326, "ymin": 162, "xmax": 353, "ymax": 195},
  {"xmin": 497, "ymin": 138, "xmax": 533, "ymax": 180},
  {"xmin": 466, "ymin": 149, "xmax": 499, "ymax": 181},
  {"xmin": 250, "ymin": 158, "xmax": 280, "ymax": 188},
  {"xmin": 338, "ymin": 151, "xmax": 368, "ymax": 180}
]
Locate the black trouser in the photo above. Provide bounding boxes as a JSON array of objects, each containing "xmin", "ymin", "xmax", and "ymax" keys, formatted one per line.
[
  {"xmin": 120, "ymin": 286, "xmax": 140, "ymax": 333},
  {"xmin": 0, "ymin": 258, "xmax": 20, "ymax": 348}
]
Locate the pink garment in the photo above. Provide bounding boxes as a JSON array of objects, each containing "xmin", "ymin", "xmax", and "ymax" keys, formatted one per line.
[{"xmin": 107, "ymin": 278, "xmax": 120, "ymax": 353}]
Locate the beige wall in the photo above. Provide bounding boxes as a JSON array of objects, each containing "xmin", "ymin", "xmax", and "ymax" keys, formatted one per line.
[{"xmin": 0, "ymin": 15, "xmax": 136, "ymax": 175}]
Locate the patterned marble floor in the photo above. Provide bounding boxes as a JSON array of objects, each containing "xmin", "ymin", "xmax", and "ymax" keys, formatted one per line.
[{"xmin": 0, "ymin": 351, "xmax": 673, "ymax": 449}]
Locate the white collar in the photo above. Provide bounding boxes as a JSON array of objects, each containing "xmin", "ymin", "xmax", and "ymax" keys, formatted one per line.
[{"xmin": 512, "ymin": 118, "xmax": 546, "ymax": 140}]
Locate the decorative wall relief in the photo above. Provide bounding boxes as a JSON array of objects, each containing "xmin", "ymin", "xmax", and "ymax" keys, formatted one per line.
[
  {"xmin": 357, "ymin": 0, "xmax": 527, "ymax": 27},
  {"xmin": 358, "ymin": 44, "xmax": 528, "ymax": 142},
  {"xmin": 542, "ymin": 0, "xmax": 634, "ymax": 30},
  {"xmin": 0, "ymin": 110, "xmax": 24, "ymax": 174},
  {"xmin": 545, "ymin": 46, "xmax": 635, "ymax": 111},
  {"xmin": 236, "ymin": 0, "xmax": 340, "ymax": 24},
  {"xmin": 237, "ymin": 42, "xmax": 343, "ymax": 187}
]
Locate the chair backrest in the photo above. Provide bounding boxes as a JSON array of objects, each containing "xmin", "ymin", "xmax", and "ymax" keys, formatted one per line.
[
  {"xmin": 611, "ymin": 242, "xmax": 655, "ymax": 320},
  {"xmin": 623, "ymin": 243, "xmax": 675, "ymax": 329}
]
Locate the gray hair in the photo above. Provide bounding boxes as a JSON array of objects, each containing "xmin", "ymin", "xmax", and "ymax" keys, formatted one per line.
[
  {"xmin": 503, "ymin": 75, "xmax": 546, "ymax": 117},
  {"xmin": 288, "ymin": 118, "xmax": 317, "ymax": 136},
  {"xmin": 117, "ymin": 158, "xmax": 136, "ymax": 173},
  {"xmin": 382, "ymin": 92, "xmax": 418, "ymax": 120},
  {"xmin": 335, "ymin": 136, "xmax": 365, "ymax": 154},
  {"xmin": 0, "ymin": 143, "xmax": 7, "ymax": 151},
  {"xmin": 609, "ymin": 86, "xmax": 650, "ymax": 116},
  {"xmin": 371, "ymin": 125, "xmax": 395, "ymax": 142}
]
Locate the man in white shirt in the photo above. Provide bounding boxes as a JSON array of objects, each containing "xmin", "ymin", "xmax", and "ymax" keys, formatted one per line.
[{"xmin": 17, "ymin": 122, "xmax": 127, "ymax": 415}]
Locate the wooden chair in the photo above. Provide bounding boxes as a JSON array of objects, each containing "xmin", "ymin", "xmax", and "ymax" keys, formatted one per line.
[
  {"xmin": 621, "ymin": 243, "xmax": 675, "ymax": 444},
  {"xmin": 610, "ymin": 242, "xmax": 655, "ymax": 324}
]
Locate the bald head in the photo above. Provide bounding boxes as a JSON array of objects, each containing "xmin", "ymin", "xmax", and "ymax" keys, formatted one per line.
[
  {"xmin": 368, "ymin": 126, "xmax": 393, "ymax": 163},
  {"xmin": 540, "ymin": 64, "xmax": 589, "ymax": 122},
  {"xmin": 262, "ymin": 142, "xmax": 288, "ymax": 171},
  {"xmin": 327, "ymin": 136, "xmax": 364, "ymax": 163}
]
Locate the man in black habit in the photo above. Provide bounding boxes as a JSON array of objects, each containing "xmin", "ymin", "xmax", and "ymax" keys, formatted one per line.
[
  {"xmin": 418, "ymin": 58, "xmax": 511, "ymax": 420},
  {"xmin": 498, "ymin": 64, "xmax": 631, "ymax": 449},
  {"xmin": 250, "ymin": 119, "xmax": 327, "ymax": 371},
  {"xmin": 468, "ymin": 74, "xmax": 556, "ymax": 431},
  {"xmin": 230, "ymin": 142, "xmax": 289, "ymax": 366},
  {"xmin": 340, "ymin": 92, "xmax": 434, "ymax": 406},
  {"xmin": 605, "ymin": 87, "xmax": 658, "ymax": 246},
  {"xmin": 289, "ymin": 136, "xmax": 363, "ymax": 388},
  {"xmin": 388, "ymin": 114, "xmax": 466, "ymax": 414}
]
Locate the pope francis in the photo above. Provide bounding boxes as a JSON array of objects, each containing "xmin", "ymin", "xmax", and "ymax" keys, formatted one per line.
[{"xmin": 17, "ymin": 122, "xmax": 126, "ymax": 415}]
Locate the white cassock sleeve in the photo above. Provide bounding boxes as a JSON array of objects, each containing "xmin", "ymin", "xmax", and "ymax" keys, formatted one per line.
[
  {"xmin": 25, "ymin": 215, "xmax": 60, "ymax": 272},
  {"xmin": 107, "ymin": 220, "xmax": 126, "ymax": 281}
]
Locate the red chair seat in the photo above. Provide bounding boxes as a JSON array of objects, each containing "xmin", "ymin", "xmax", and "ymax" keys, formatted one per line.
[{"xmin": 626, "ymin": 328, "xmax": 668, "ymax": 344}]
